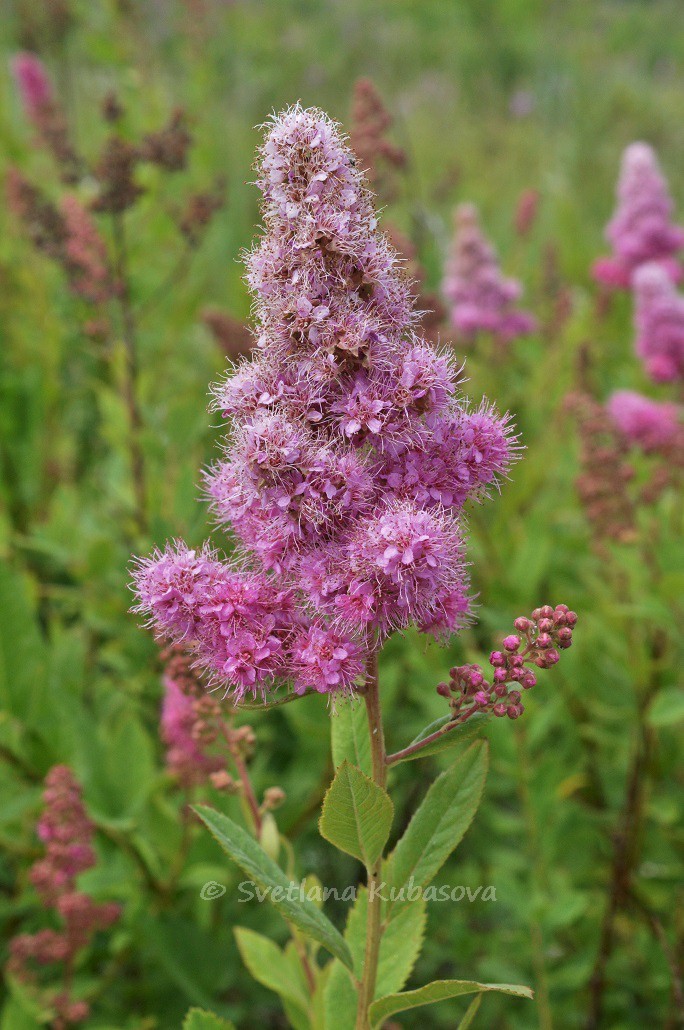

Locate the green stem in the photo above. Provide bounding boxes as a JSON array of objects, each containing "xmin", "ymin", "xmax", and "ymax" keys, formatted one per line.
[
  {"xmin": 111, "ymin": 211, "xmax": 147, "ymax": 533},
  {"xmin": 514, "ymin": 722, "xmax": 554, "ymax": 1030},
  {"xmin": 356, "ymin": 648, "xmax": 385, "ymax": 1029}
]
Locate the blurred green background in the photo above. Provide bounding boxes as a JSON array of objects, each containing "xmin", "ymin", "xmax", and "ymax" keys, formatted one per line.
[{"xmin": 0, "ymin": 1, "xmax": 682, "ymax": 1027}]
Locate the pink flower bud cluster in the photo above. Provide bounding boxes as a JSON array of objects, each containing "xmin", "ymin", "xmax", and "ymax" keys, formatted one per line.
[
  {"xmin": 632, "ymin": 262, "xmax": 684, "ymax": 383},
  {"xmin": 8, "ymin": 767, "xmax": 120, "ymax": 1027},
  {"xmin": 443, "ymin": 203, "xmax": 536, "ymax": 343},
  {"xmin": 607, "ymin": 390, "xmax": 681, "ymax": 454},
  {"xmin": 593, "ymin": 143, "xmax": 684, "ymax": 290},
  {"xmin": 133, "ymin": 107, "xmax": 516, "ymax": 700},
  {"xmin": 437, "ymin": 605, "xmax": 577, "ymax": 722}
]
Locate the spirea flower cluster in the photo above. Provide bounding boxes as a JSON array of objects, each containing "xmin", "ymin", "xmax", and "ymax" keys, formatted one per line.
[
  {"xmin": 133, "ymin": 107, "xmax": 516, "ymax": 701},
  {"xmin": 443, "ymin": 203, "xmax": 536, "ymax": 343},
  {"xmin": 593, "ymin": 143, "xmax": 684, "ymax": 290},
  {"xmin": 8, "ymin": 767, "xmax": 120, "ymax": 1028},
  {"xmin": 632, "ymin": 262, "xmax": 684, "ymax": 383}
]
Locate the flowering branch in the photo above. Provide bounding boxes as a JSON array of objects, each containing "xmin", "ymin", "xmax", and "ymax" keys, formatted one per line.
[{"xmin": 388, "ymin": 604, "xmax": 577, "ymax": 764}]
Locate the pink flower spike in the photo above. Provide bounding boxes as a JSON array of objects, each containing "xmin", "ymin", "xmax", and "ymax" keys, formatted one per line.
[
  {"xmin": 593, "ymin": 143, "xmax": 684, "ymax": 291},
  {"xmin": 11, "ymin": 52, "xmax": 53, "ymax": 120},
  {"xmin": 443, "ymin": 203, "xmax": 536, "ymax": 344}
]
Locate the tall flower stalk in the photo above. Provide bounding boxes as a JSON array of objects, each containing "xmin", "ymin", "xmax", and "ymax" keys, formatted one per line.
[{"xmin": 133, "ymin": 106, "xmax": 575, "ymax": 1029}]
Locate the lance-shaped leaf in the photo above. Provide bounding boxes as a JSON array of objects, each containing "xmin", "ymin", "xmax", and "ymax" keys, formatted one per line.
[
  {"xmin": 386, "ymin": 741, "xmax": 488, "ymax": 902},
  {"xmin": 331, "ymin": 700, "xmax": 371, "ymax": 775},
  {"xmin": 368, "ymin": 979, "xmax": 534, "ymax": 1028},
  {"xmin": 393, "ymin": 712, "xmax": 489, "ymax": 763},
  {"xmin": 343, "ymin": 886, "xmax": 426, "ymax": 993},
  {"xmin": 234, "ymin": 928, "xmax": 310, "ymax": 1030},
  {"xmin": 323, "ymin": 889, "xmax": 426, "ymax": 1025},
  {"xmin": 458, "ymin": 993, "xmax": 482, "ymax": 1028},
  {"xmin": 194, "ymin": 805, "xmax": 353, "ymax": 970},
  {"xmin": 319, "ymin": 761, "xmax": 393, "ymax": 868}
]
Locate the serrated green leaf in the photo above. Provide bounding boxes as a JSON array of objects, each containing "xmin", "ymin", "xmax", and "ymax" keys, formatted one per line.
[
  {"xmin": 386, "ymin": 741, "xmax": 488, "ymax": 904},
  {"xmin": 331, "ymin": 700, "xmax": 371, "ymax": 775},
  {"xmin": 234, "ymin": 927, "xmax": 310, "ymax": 1029},
  {"xmin": 323, "ymin": 886, "xmax": 426, "ymax": 1025},
  {"xmin": 194, "ymin": 805, "xmax": 353, "ymax": 970},
  {"xmin": 343, "ymin": 886, "xmax": 426, "ymax": 994},
  {"xmin": 395, "ymin": 713, "xmax": 489, "ymax": 763},
  {"xmin": 323, "ymin": 960, "xmax": 357, "ymax": 1030},
  {"xmin": 319, "ymin": 761, "xmax": 393, "ymax": 868},
  {"xmin": 182, "ymin": 1008, "xmax": 236, "ymax": 1030},
  {"xmin": 368, "ymin": 979, "xmax": 533, "ymax": 1027}
]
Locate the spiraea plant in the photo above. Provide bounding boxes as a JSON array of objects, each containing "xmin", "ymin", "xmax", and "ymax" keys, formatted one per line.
[
  {"xmin": 443, "ymin": 202, "xmax": 537, "ymax": 345},
  {"xmin": 7, "ymin": 767, "xmax": 120, "ymax": 1029},
  {"xmin": 132, "ymin": 106, "xmax": 575, "ymax": 1029},
  {"xmin": 8, "ymin": 52, "xmax": 225, "ymax": 533}
]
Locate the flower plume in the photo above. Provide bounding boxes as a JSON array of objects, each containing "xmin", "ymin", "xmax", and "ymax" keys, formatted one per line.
[{"xmin": 132, "ymin": 106, "xmax": 516, "ymax": 700}]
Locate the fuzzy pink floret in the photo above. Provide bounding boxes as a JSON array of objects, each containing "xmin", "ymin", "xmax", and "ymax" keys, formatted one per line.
[{"xmin": 290, "ymin": 624, "xmax": 365, "ymax": 694}]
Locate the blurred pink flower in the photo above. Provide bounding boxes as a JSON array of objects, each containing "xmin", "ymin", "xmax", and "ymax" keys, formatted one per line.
[
  {"xmin": 607, "ymin": 390, "xmax": 680, "ymax": 453},
  {"xmin": 11, "ymin": 52, "xmax": 53, "ymax": 120},
  {"xmin": 633, "ymin": 262, "xmax": 684, "ymax": 383},
  {"xmin": 443, "ymin": 203, "xmax": 536, "ymax": 343},
  {"xmin": 593, "ymin": 143, "xmax": 684, "ymax": 290}
]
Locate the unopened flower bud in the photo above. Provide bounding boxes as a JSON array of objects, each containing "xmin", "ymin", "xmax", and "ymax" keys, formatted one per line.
[
  {"xmin": 474, "ymin": 691, "xmax": 489, "ymax": 706},
  {"xmin": 539, "ymin": 605, "xmax": 554, "ymax": 619},
  {"xmin": 538, "ymin": 618, "xmax": 553, "ymax": 632},
  {"xmin": 263, "ymin": 786, "xmax": 286, "ymax": 810},
  {"xmin": 489, "ymin": 651, "xmax": 505, "ymax": 667},
  {"xmin": 493, "ymin": 668, "xmax": 507, "ymax": 683},
  {"xmin": 514, "ymin": 616, "xmax": 532, "ymax": 632},
  {"xmin": 522, "ymin": 672, "xmax": 536, "ymax": 689},
  {"xmin": 536, "ymin": 633, "xmax": 552, "ymax": 649},
  {"xmin": 436, "ymin": 681, "xmax": 450, "ymax": 698},
  {"xmin": 565, "ymin": 611, "xmax": 578, "ymax": 627},
  {"xmin": 209, "ymin": 770, "xmax": 235, "ymax": 791},
  {"xmin": 503, "ymin": 635, "xmax": 520, "ymax": 652},
  {"xmin": 493, "ymin": 703, "xmax": 508, "ymax": 717}
]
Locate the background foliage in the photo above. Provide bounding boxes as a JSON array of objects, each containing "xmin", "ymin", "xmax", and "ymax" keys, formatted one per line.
[{"xmin": 0, "ymin": 1, "xmax": 682, "ymax": 1027}]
